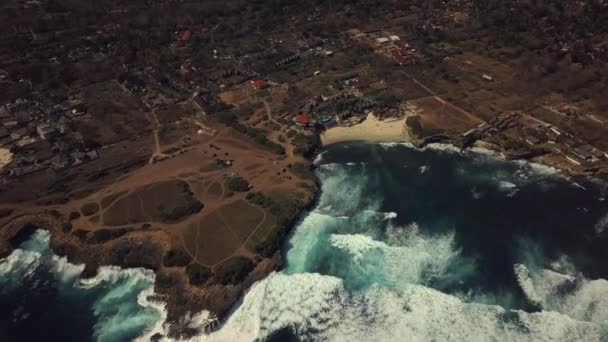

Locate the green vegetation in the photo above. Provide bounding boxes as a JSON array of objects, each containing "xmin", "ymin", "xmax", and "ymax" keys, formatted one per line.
[
  {"xmin": 157, "ymin": 182, "xmax": 204, "ymax": 222},
  {"xmin": 246, "ymin": 192, "xmax": 275, "ymax": 208},
  {"xmin": 186, "ymin": 264, "xmax": 213, "ymax": 286},
  {"xmin": 289, "ymin": 162, "xmax": 313, "ymax": 180},
  {"xmin": 163, "ymin": 248, "xmax": 193, "ymax": 267},
  {"xmin": 246, "ymin": 191, "xmax": 301, "ymax": 256},
  {"xmin": 81, "ymin": 202, "xmax": 100, "ymax": 216},
  {"xmin": 214, "ymin": 256, "xmax": 254, "ymax": 285},
  {"xmin": 158, "ymin": 198, "xmax": 204, "ymax": 223},
  {"xmin": 406, "ymin": 116, "xmax": 441, "ymax": 138},
  {"xmin": 225, "ymin": 176, "xmax": 250, "ymax": 192},
  {"xmin": 291, "ymin": 133, "xmax": 320, "ymax": 157},
  {"xmin": 88, "ymin": 228, "xmax": 129, "ymax": 244},
  {"xmin": 217, "ymin": 111, "xmax": 285, "ymax": 155},
  {"xmin": 69, "ymin": 211, "xmax": 81, "ymax": 221}
]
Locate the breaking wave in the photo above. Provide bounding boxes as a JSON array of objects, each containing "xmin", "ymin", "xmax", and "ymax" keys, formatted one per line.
[
  {"xmin": 4, "ymin": 143, "xmax": 608, "ymax": 342},
  {"xmin": 183, "ymin": 154, "xmax": 608, "ymax": 341},
  {"xmin": 0, "ymin": 230, "xmax": 163, "ymax": 342}
]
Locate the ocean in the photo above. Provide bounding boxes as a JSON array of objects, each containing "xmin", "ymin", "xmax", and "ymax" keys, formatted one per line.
[{"xmin": 3, "ymin": 142, "xmax": 608, "ymax": 341}]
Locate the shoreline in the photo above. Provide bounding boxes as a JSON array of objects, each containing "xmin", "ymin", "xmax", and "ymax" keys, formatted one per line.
[
  {"xmin": 320, "ymin": 113, "xmax": 410, "ymax": 146},
  {"xmin": 317, "ymin": 113, "xmax": 600, "ymax": 178}
]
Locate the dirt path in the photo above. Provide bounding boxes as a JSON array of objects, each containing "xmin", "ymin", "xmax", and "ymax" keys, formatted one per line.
[
  {"xmin": 146, "ymin": 110, "xmax": 169, "ymax": 164},
  {"xmin": 263, "ymin": 99, "xmax": 280, "ymax": 126}
]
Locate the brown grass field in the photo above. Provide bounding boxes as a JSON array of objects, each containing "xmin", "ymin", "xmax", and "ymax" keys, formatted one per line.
[{"xmin": 103, "ymin": 180, "xmax": 201, "ymax": 226}]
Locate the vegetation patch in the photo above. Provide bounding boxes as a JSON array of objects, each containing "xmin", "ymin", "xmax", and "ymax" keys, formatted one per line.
[
  {"xmin": 225, "ymin": 176, "xmax": 250, "ymax": 192},
  {"xmin": 406, "ymin": 115, "xmax": 441, "ymax": 138},
  {"xmin": 69, "ymin": 211, "xmax": 81, "ymax": 221},
  {"xmin": 289, "ymin": 162, "xmax": 313, "ymax": 180},
  {"xmin": 213, "ymin": 256, "xmax": 254, "ymax": 285},
  {"xmin": 87, "ymin": 228, "xmax": 130, "ymax": 244},
  {"xmin": 291, "ymin": 133, "xmax": 320, "ymax": 157},
  {"xmin": 163, "ymin": 248, "xmax": 193, "ymax": 267},
  {"xmin": 217, "ymin": 111, "xmax": 285, "ymax": 155},
  {"xmin": 246, "ymin": 191, "xmax": 302, "ymax": 256},
  {"xmin": 186, "ymin": 263, "xmax": 213, "ymax": 286},
  {"xmin": 81, "ymin": 202, "xmax": 100, "ymax": 216},
  {"xmin": 104, "ymin": 180, "xmax": 203, "ymax": 226}
]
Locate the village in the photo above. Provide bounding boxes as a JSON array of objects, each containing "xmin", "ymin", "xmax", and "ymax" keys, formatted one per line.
[{"xmin": 1, "ymin": 0, "xmax": 608, "ymax": 338}]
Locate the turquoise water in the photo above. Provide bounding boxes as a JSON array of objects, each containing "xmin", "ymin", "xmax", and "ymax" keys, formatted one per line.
[
  {"xmin": 3, "ymin": 142, "xmax": 608, "ymax": 342},
  {"xmin": 0, "ymin": 230, "xmax": 163, "ymax": 342},
  {"xmin": 205, "ymin": 143, "xmax": 608, "ymax": 341}
]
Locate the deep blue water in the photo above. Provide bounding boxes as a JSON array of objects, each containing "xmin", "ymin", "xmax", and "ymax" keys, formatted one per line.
[
  {"xmin": 0, "ymin": 231, "xmax": 161, "ymax": 342},
  {"xmin": 3, "ymin": 142, "xmax": 608, "ymax": 342}
]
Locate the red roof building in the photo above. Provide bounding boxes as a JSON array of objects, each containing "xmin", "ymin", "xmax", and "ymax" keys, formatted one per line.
[
  {"xmin": 294, "ymin": 114, "xmax": 312, "ymax": 126},
  {"xmin": 180, "ymin": 30, "xmax": 191, "ymax": 41},
  {"xmin": 251, "ymin": 80, "xmax": 268, "ymax": 89}
]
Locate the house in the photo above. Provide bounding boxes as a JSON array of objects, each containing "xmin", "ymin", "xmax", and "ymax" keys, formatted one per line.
[
  {"xmin": 376, "ymin": 37, "xmax": 390, "ymax": 44},
  {"xmin": 354, "ymin": 79, "xmax": 370, "ymax": 90},
  {"xmin": 389, "ymin": 35, "xmax": 400, "ymax": 41},
  {"xmin": 482, "ymin": 75, "xmax": 494, "ymax": 82},
  {"xmin": 180, "ymin": 30, "xmax": 191, "ymax": 41},
  {"xmin": 573, "ymin": 145, "xmax": 604, "ymax": 163},
  {"xmin": 294, "ymin": 114, "xmax": 313, "ymax": 127},
  {"xmin": 36, "ymin": 123, "xmax": 55, "ymax": 140},
  {"xmin": 251, "ymin": 80, "xmax": 268, "ymax": 89},
  {"xmin": 525, "ymin": 135, "xmax": 541, "ymax": 145},
  {"xmin": 50, "ymin": 154, "xmax": 71, "ymax": 169}
]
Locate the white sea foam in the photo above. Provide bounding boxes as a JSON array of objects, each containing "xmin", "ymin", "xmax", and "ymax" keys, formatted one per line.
[
  {"xmin": 471, "ymin": 187, "xmax": 485, "ymax": 199},
  {"xmin": 313, "ymin": 151, "xmax": 327, "ymax": 165},
  {"xmin": 186, "ymin": 271, "xmax": 600, "ymax": 342},
  {"xmin": 424, "ymin": 143, "xmax": 463, "ymax": 154},
  {"xmin": 0, "ymin": 229, "xmax": 165, "ymax": 342},
  {"xmin": 594, "ymin": 212, "xmax": 608, "ymax": 235},
  {"xmin": 379, "ymin": 142, "xmax": 415, "ymax": 149},
  {"xmin": 515, "ymin": 262, "xmax": 608, "ymax": 330},
  {"xmin": 419, "ymin": 165, "xmax": 430, "ymax": 174}
]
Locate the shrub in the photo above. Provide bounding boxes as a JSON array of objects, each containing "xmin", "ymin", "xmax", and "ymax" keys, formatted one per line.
[
  {"xmin": 291, "ymin": 133, "xmax": 319, "ymax": 157},
  {"xmin": 225, "ymin": 176, "xmax": 250, "ymax": 192},
  {"xmin": 88, "ymin": 228, "xmax": 129, "ymax": 244},
  {"xmin": 163, "ymin": 248, "xmax": 193, "ymax": 267},
  {"xmin": 406, "ymin": 115, "xmax": 441, "ymax": 138},
  {"xmin": 290, "ymin": 162, "xmax": 312, "ymax": 179},
  {"xmin": 159, "ymin": 199, "xmax": 204, "ymax": 222},
  {"xmin": 186, "ymin": 263, "xmax": 212, "ymax": 286},
  {"xmin": 214, "ymin": 256, "xmax": 254, "ymax": 285},
  {"xmin": 81, "ymin": 202, "xmax": 100, "ymax": 216},
  {"xmin": 69, "ymin": 211, "xmax": 81, "ymax": 221}
]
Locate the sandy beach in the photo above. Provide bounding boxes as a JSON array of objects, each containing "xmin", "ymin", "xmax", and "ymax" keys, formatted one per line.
[{"xmin": 321, "ymin": 113, "xmax": 410, "ymax": 146}]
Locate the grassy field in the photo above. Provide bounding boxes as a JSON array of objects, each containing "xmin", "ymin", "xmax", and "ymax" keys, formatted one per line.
[{"xmin": 103, "ymin": 180, "xmax": 202, "ymax": 226}]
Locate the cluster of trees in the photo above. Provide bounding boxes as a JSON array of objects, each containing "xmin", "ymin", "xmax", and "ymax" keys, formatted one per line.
[
  {"xmin": 217, "ymin": 111, "xmax": 285, "ymax": 155},
  {"xmin": 225, "ymin": 176, "xmax": 250, "ymax": 192},
  {"xmin": 163, "ymin": 248, "xmax": 192, "ymax": 267}
]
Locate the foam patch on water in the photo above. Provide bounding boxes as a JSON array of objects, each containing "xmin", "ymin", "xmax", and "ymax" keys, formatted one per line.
[
  {"xmin": 515, "ymin": 262, "xmax": 608, "ymax": 330},
  {"xmin": 594, "ymin": 212, "xmax": 608, "ymax": 235},
  {"xmin": 187, "ymin": 272, "xmax": 600, "ymax": 342},
  {"xmin": 313, "ymin": 151, "xmax": 327, "ymax": 165}
]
